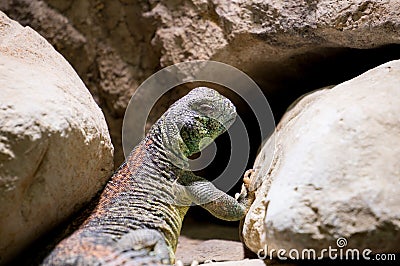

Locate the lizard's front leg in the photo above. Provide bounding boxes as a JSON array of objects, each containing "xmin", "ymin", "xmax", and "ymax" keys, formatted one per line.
[{"xmin": 177, "ymin": 171, "xmax": 254, "ymax": 221}]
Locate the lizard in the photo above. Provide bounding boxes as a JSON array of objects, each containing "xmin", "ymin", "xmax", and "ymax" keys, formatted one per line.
[{"xmin": 42, "ymin": 87, "xmax": 254, "ymax": 266}]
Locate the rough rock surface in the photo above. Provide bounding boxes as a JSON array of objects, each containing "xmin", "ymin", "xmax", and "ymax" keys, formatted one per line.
[
  {"xmin": 0, "ymin": 0, "xmax": 160, "ymax": 164},
  {"xmin": 176, "ymin": 237, "xmax": 245, "ymax": 265},
  {"xmin": 2, "ymin": 0, "xmax": 400, "ymax": 165},
  {"xmin": 0, "ymin": 11, "xmax": 113, "ymax": 263},
  {"xmin": 148, "ymin": 0, "xmax": 400, "ymax": 65},
  {"xmin": 242, "ymin": 60, "xmax": 400, "ymax": 256}
]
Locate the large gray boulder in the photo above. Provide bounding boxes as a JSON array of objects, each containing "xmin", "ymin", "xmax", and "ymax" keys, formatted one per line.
[
  {"xmin": 0, "ymin": 11, "xmax": 113, "ymax": 263},
  {"xmin": 243, "ymin": 60, "xmax": 400, "ymax": 257}
]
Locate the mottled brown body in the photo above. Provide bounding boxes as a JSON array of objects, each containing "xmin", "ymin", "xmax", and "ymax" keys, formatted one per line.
[{"xmin": 43, "ymin": 122, "xmax": 189, "ymax": 265}]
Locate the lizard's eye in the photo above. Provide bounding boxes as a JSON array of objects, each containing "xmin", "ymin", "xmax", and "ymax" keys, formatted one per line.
[{"xmin": 196, "ymin": 103, "xmax": 214, "ymax": 114}]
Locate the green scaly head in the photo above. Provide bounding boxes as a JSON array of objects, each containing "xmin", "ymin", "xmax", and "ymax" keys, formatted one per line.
[{"xmin": 159, "ymin": 87, "xmax": 237, "ymax": 168}]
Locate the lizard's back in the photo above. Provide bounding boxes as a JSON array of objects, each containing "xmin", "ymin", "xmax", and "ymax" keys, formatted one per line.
[{"xmin": 43, "ymin": 135, "xmax": 188, "ymax": 265}]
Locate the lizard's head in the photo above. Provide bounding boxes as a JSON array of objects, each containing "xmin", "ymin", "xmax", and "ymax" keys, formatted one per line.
[
  {"xmin": 162, "ymin": 87, "xmax": 237, "ymax": 160},
  {"xmin": 161, "ymin": 87, "xmax": 236, "ymax": 162}
]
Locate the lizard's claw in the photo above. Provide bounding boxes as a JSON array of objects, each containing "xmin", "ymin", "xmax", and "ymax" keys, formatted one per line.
[
  {"xmin": 235, "ymin": 169, "xmax": 257, "ymax": 208},
  {"xmin": 233, "ymin": 169, "xmax": 255, "ymax": 201},
  {"xmin": 243, "ymin": 169, "xmax": 255, "ymax": 190}
]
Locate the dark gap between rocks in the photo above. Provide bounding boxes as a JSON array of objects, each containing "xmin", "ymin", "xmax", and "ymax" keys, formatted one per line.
[{"xmin": 257, "ymin": 44, "xmax": 400, "ymax": 122}]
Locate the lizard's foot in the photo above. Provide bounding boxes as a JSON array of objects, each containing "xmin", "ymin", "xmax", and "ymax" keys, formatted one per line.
[
  {"xmin": 110, "ymin": 229, "xmax": 174, "ymax": 265},
  {"xmin": 234, "ymin": 169, "xmax": 257, "ymax": 210},
  {"xmin": 235, "ymin": 169, "xmax": 256, "ymax": 201},
  {"xmin": 243, "ymin": 169, "xmax": 255, "ymax": 190}
]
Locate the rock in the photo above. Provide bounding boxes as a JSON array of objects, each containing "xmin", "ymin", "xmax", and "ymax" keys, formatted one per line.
[
  {"xmin": 145, "ymin": 0, "xmax": 400, "ymax": 86},
  {"xmin": 2, "ymin": 0, "xmax": 400, "ymax": 166},
  {"xmin": 0, "ymin": 11, "xmax": 114, "ymax": 263},
  {"xmin": 242, "ymin": 60, "xmax": 400, "ymax": 256},
  {"xmin": 0, "ymin": 0, "xmax": 160, "ymax": 165},
  {"xmin": 176, "ymin": 237, "xmax": 244, "ymax": 265},
  {"xmin": 176, "ymin": 216, "xmax": 244, "ymax": 265}
]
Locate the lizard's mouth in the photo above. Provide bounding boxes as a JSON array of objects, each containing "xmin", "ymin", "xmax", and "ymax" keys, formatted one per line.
[
  {"xmin": 224, "ymin": 115, "xmax": 236, "ymax": 128},
  {"xmin": 218, "ymin": 99, "xmax": 237, "ymax": 129},
  {"xmin": 217, "ymin": 111, "xmax": 236, "ymax": 132}
]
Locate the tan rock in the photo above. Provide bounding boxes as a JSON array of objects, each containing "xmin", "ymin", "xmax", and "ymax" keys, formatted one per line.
[
  {"xmin": 0, "ymin": 0, "xmax": 159, "ymax": 165},
  {"xmin": 146, "ymin": 0, "xmax": 400, "ymax": 72},
  {"xmin": 0, "ymin": 11, "xmax": 113, "ymax": 263},
  {"xmin": 176, "ymin": 237, "xmax": 244, "ymax": 265},
  {"xmin": 243, "ymin": 60, "xmax": 400, "ymax": 256}
]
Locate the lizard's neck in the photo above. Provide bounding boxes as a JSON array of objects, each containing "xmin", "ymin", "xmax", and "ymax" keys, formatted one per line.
[{"xmin": 148, "ymin": 117, "xmax": 190, "ymax": 170}]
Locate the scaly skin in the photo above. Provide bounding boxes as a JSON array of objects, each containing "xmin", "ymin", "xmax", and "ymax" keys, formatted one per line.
[{"xmin": 42, "ymin": 87, "xmax": 253, "ymax": 266}]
